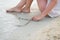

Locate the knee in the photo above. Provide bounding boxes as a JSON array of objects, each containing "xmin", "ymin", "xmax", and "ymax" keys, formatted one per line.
[
  {"xmin": 37, "ymin": 0, "xmax": 47, "ymax": 2},
  {"xmin": 31, "ymin": 0, "xmax": 33, "ymax": 1}
]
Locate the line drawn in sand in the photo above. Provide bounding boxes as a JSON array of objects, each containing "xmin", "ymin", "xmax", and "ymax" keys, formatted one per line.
[
  {"xmin": 6, "ymin": 9, "xmax": 40, "ymax": 27},
  {"xmin": 12, "ymin": 13, "xmax": 35, "ymax": 27}
]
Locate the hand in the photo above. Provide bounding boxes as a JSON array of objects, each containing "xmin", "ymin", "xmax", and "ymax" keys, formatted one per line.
[{"xmin": 32, "ymin": 15, "xmax": 44, "ymax": 21}]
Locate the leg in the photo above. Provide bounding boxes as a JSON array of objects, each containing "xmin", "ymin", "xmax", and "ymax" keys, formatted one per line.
[
  {"xmin": 32, "ymin": 0, "xmax": 47, "ymax": 21},
  {"xmin": 7, "ymin": 0, "xmax": 26, "ymax": 13},
  {"xmin": 37, "ymin": 0, "xmax": 47, "ymax": 12},
  {"xmin": 22, "ymin": 0, "xmax": 33, "ymax": 13}
]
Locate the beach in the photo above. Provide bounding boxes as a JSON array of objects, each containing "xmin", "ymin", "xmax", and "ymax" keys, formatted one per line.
[{"xmin": 0, "ymin": 0, "xmax": 60, "ymax": 40}]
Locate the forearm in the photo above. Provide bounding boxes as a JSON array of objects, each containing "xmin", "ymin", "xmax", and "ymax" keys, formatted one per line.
[{"xmin": 40, "ymin": 0, "xmax": 57, "ymax": 17}]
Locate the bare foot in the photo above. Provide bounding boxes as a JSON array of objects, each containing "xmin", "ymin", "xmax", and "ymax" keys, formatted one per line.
[
  {"xmin": 6, "ymin": 7, "xmax": 22, "ymax": 13},
  {"xmin": 22, "ymin": 7, "xmax": 30, "ymax": 13}
]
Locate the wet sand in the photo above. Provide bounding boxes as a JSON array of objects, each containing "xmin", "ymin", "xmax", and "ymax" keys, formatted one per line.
[{"xmin": 0, "ymin": 0, "xmax": 60, "ymax": 40}]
